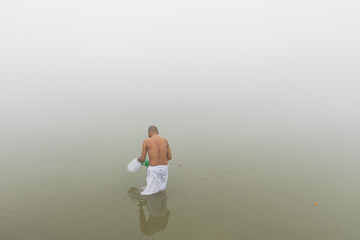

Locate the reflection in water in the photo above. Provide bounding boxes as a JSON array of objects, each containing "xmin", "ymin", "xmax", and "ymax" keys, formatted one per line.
[{"xmin": 127, "ymin": 187, "xmax": 171, "ymax": 236}]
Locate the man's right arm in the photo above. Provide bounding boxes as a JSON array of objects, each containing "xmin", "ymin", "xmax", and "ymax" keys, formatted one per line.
[{"xmin": 167, "ymin": 141, "xmax": 172, "ymax": 160}]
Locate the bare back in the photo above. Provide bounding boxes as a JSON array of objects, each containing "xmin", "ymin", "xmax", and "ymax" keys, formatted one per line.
[{"xmin": 140, "ymin": 135, "xmax": 172, "ymax": 166}]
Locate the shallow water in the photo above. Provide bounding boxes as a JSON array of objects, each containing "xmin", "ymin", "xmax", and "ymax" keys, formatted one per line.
[{"xmin": 1, "ymin": 104, "xmax": 359, "ymax": 240}]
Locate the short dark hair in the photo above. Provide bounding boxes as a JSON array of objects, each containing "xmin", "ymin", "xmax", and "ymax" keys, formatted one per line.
[{"xmin": 148, "ymin": 125, "xmax": 159, "ymax": 133}]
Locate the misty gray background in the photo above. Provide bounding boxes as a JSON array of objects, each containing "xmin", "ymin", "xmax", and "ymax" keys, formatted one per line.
[
  {"xmin": 1, "ymin": 0, "xmax": 360, "ymax": 240},
  {"xmin": 1, "ymin": 0, "xmax": 359, "ymax": 125}
]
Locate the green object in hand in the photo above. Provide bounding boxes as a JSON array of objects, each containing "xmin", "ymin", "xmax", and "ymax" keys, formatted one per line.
[{"xmin": 142, "ymin": 159, "xmax": 149, "ymax": 167}]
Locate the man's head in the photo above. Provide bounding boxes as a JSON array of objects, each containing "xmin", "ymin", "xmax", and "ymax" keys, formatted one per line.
[{"xmin": 148, "ymin": 125, "xmax": 159, "ymax": 137}]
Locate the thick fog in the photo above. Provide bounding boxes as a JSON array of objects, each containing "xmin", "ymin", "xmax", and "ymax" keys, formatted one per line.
[{"xmin": 1, "ymin": 0, "xmax": 359, "ymax": 136}]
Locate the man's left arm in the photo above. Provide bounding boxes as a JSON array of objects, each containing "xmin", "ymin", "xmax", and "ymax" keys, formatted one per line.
[{"xmin": 138, "ymin": 141, "xmax": 147, "ymax": 163}]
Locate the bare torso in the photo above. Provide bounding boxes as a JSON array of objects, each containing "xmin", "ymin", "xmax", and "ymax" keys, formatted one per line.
[{"xmin": 139, "ymin": 135, "xmax": 172, "ymax": 166}]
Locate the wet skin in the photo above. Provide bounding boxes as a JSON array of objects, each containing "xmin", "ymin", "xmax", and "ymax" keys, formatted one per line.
[{"xmin": 138, "ymin": 131, "xmax": 172, "ymax": 166}]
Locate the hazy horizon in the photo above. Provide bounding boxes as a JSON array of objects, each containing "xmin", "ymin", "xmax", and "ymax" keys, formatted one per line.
[{"xmin": 1, "ymin": 0, "xmax": 359, "ymax": 122}]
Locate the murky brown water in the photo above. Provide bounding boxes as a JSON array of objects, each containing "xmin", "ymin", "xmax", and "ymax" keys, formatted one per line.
[{"xmin": 1, "ymin": 103, "xmax": 359, "ymax": 240}]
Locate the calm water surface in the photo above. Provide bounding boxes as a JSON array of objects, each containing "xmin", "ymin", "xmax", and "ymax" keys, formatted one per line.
[{"xmin": 1, "ymin": 106, "xmax": 359, "ymax": 240}]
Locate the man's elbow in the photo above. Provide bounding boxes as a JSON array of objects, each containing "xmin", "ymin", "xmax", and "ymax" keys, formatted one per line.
[{"xmin": 168, "ymin": 156, "xmax": 172, "ymax": 160}]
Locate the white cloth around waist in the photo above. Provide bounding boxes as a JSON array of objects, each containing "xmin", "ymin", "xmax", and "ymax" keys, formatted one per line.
[{"xmin": 140, "ymin": 165, "xmax": 168, "ymax": 196}]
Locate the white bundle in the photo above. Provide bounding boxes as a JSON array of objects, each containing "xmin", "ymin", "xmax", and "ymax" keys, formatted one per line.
[{"xmin": 127, "ymin": 158, "xmax": 142, "ymax": 173}]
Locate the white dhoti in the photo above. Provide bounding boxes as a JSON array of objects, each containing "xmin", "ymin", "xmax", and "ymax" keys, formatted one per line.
[{"xmin": 140, "ymin": 165, "xmax": 168, "ymax": 196}]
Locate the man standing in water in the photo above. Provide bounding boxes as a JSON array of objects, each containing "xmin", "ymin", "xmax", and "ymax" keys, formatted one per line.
[{"xmin": 138, "ymin": 125, "xmax": 172, "ymax": 195}]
